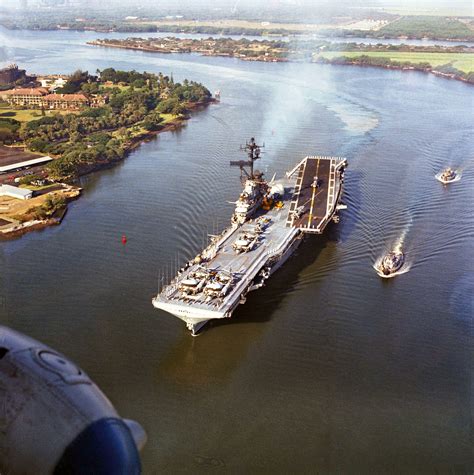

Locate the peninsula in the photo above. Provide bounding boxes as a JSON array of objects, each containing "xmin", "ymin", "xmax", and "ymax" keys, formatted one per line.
[
  {"xmin": 0, "ymin": 67, "xmax": 213, "ymax": 238},
  {"xmin": 89, "ymin": 37, "xmax": 474, "ymax": 84}
]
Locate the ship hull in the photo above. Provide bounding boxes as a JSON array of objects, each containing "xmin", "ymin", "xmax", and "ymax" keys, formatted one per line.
[
  {"xmin": 153, "ymin": 230, "xmax": 303, "ymax": 335},
  {"xmin": 152, "ymin": 299, "xmax": 226, "ymax": 335}
]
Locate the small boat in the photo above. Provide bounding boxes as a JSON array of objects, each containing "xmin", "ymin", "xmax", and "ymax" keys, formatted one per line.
[
  {"xmin": 377, "ymin": 251, "xmax": 404, "ymax": 277},
  {"xmin": 438, "ymin": 167, "xmax": 458, "ymax": 184}
]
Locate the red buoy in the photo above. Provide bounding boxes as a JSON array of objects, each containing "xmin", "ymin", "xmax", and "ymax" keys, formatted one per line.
[{"xmin": 121, "ymin": 235, "xmax": 127, "ymax": 245}]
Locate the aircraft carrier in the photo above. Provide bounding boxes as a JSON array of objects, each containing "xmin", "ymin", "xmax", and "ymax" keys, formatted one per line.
[{"xmin": 152, "ymin": 138, "xmax": 347, "ymax": 334}]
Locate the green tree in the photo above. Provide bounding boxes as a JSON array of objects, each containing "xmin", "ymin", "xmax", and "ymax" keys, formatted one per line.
[{"xmin": 57, "ymin": 69, "xmax": 92, "ymax": 94}]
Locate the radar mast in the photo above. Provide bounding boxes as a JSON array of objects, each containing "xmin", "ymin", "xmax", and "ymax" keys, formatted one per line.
[{"xmin": 230, "ymin": 137, "xmax": 264, "ymax": 183}]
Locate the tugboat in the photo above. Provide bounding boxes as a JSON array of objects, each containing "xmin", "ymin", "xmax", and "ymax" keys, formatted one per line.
[
  {"xmin": 377, "ymin": 251, "xmax": 404, "ymax": 278},
  {"xmin": 437, "ymin": 167, "xmax": 458, "ymax": 184}
]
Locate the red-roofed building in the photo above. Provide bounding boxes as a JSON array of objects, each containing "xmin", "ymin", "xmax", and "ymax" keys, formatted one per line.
[
  {"xmin": 0, "ymin": 87, "xmax": 97, "ymax": 110},
  {"xmin": 43, "ymin": 93, "xmax": 89, "ymax": 110},
  {"xmin": 0, "ymin": 87, "xmax": 108, "ymax": 111},
  {"xmin": 0, "ymin": 88, "xmax": 49, "ymax": 107}
]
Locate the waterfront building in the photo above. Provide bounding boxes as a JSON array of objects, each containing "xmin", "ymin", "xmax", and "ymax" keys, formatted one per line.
[{"xmin": 0, "ymin": 184, "xmax": 33, "ymax": 200}]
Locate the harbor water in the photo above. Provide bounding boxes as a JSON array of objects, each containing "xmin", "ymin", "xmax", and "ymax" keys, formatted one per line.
[{"xmin": 0, "ymin": 27, "xmax": 473, "ymax": 473}]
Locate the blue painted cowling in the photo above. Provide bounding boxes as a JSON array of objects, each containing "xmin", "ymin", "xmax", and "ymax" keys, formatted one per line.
[{"xmin": 0, "ymin": 326, "xmax": 146, "ymax": 474}]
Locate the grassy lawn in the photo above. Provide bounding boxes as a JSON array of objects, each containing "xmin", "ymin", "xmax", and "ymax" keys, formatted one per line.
[
  {"xmin": 136, "ymin": 19, "xmax": 336, "ymax": 32},
  {"xmin": 99, "ymin": 83, "xmax": 130, "ymax": 92},
  {"xmin": 315, "ymin": 51, "xmax": 474, "ymax": 73},
  {"xmin": 0, "ymin": 107, "xmax": 75, "ymax": 122},
  {"xmin": 110, "ymin": 125, "xmax": 143, "ymax": 139},
  {"xmin": 0, "ymin": 108, "xmax": 44, "ymax": 122},
  {"xmin": 449, "ymin": 57, "xmax": 474, "ymax": 73},
  {"xmin": 105, "ymin": 114, "xmax": 179, "ymax": 140},
  {"xmin": 160, "ymin": 113, "xmax": 178, "ymax": 124},
  {"xmin": 125, "ymin": 126, "xmax": 148, "ymax": 139},
  {"xmin": 113, "ymin": 114, "xmax": 179, "ymax": 137},
  {"xmin": 378, "ymin": 15, "xmax": 474, "ymax": 39},
  {"xmin": 19, "ymin": 183, "xmax": 57, "ymax": 191}
]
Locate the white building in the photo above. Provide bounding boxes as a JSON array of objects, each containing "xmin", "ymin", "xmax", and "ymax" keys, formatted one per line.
[
  {"xmin": 0, "ymin": 155, "xmax": 53, "ymax": 173},
  {"xmin": 0, "ymin": 184, "xmax": 33, "ymax": 200},
  {"xmin": 38, "ymin": 77, "xmax": 67, "ymax": 91}
]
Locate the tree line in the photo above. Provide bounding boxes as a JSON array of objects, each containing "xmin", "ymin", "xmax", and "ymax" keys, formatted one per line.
[
  {"xmin": 316, "ymin": 55, "xmax": 474, "ymax": 84},
  {"xmin": 7, "ymin": 68, "xmax": 211, "ymax": 180}
]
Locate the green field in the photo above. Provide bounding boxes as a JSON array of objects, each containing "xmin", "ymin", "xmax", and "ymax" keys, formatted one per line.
[
  {"xmin": 315, "ymin": 51, "xmax": 474, "ymax": 73},
  {"xmin": 19, "ymin": 183, "xmax": 57, "ymax": 191},
  {"xmin": 160, "ymin": 113, "xmax": 178, "ymax": 124},
  {"xmin": 378, "ymin": 15, "xmax": 474, "ymax": 40},
  {"xmin": 0, "ymin": 107, "xmax": 74, "ymax": 122},
  {"xmin": 0, "ymin": 108, "xmax": 43, "ymax": 122},
  {"xmin": 110, "ymin": 113, "xmax": 178, "ymax": 140}
]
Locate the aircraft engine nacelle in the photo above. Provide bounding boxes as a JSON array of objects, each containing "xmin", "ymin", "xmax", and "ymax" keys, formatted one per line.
[{"xmin": 0, "ymin": 325, "xmax": 146, "ymax": 474}]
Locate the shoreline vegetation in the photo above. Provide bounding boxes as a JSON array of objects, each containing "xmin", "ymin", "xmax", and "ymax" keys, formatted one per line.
[
  {"xmin": 314, "ymin": 53, "xmax": 474, "ymax": 84},
  {"xmin": 0, "ymin": 68, "xmax": 213, "ymax": 239},
  {"xmin": 1, "ymin": 14, "xmax": 474, "ymax": 42},
  {"xmin": 0, "ymin": 184, "xmax": 80, "ymax": 240},
  {"xmin": 89, "ymin": 37, "xmax": 474, "ymax": 85}
]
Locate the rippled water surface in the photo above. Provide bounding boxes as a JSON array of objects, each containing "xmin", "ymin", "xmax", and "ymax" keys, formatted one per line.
[{"xmin": 0, "ymin": 28, "xmax": 473, "ymax": 473}]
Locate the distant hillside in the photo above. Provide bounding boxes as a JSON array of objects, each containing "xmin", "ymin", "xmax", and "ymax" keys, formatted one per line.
[{"xmin": 346, "ymin": 15, "xmax": 474, "ymax": 41}]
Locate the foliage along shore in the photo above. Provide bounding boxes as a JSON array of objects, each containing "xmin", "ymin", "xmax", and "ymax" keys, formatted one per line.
[
  {"xmin": 0, "ymin": 68, "xmax": 213, "ymax": 238},
  {"xmin": 2, "ymin": 14, "xmax": 474, "ymax": 42},
  {"xmin": 89, "ymin": 38, "xmax": 474, "ymax": 85},
  {"xmin": 0, "ymin": 185, "xmax": 80, "ymax": 241},
  {"xmin": 10, "ymin": 68, "xmax": 213, "ymax": 180},
  {"xmin": 314, "ymin": 54, "xmax": 474, "ymax": 84},
  {"xmin": 342, "ymin": 15, "xmax": 474, "ymax": 43}
]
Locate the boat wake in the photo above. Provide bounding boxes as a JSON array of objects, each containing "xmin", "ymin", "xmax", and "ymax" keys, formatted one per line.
[
  {"xmin": 373, "ymin": 223, "xmax": 412, "ymax": 278},
  {"xmin": 435, "ymin": 169, "xmax": 462, "ymax": 184},
  {"xmin": 328, "ymin": 102, "xmax": 379, "ymax": 135},
  {"xmin": 373, "ymin": 258, "xmax": 410, "ymax": 279}
]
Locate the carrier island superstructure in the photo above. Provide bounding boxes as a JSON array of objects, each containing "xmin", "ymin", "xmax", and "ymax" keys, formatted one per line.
[{"xmin": 152, "ymin": 138, "xmax": 347, "ymax": 335}]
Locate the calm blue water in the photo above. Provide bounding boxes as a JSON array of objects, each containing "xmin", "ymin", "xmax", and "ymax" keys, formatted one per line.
[{"xmin": 0, "ymin": 27, "xmax": 473, "ymax": 473}]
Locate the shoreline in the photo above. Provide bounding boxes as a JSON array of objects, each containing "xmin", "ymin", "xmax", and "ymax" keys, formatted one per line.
[
  {"xmin": 70, "ymin": 99, "xmax": 214, "ymax": 177},
  {"xmin": 0, "ymin": 99, "xmax": 215, "ymax": 240},
  {"xmin": 2, "ymin": 23, "xmax": 474, "ymax": 44},
  {"xmin": 337, "ymin": 33, "xmax": 474, "ymax": 44},
  {"xmin": 89, "ymin": 41, "xmax": 473, "ymax": 86},
  {"xmin": 0, "ymin": 188, "xmax": 78, "ymax": 241},
  {"xmin": 314, "ymin": 57, "xmax": 473, "ymax": 85},
  {"xmin": 87, "ymin": 41, "xmax": 289, "ymax": 62}
]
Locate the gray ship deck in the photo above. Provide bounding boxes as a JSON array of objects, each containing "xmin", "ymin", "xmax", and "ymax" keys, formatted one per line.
[
  {"xmin": 156, "ymin": 179, "xmax": 298, "ymax": 318},
  {"xmin": 286, "ymin": 156, "xmax": 345, "ymax": 233}
]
